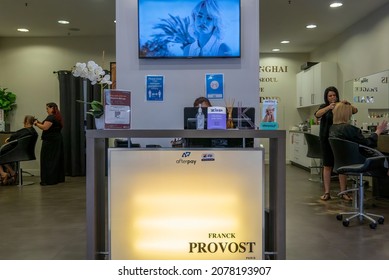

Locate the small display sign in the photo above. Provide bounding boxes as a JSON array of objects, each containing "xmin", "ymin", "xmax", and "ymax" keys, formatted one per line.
[
  {"xmin": 104, "ymin": 89, "xmax": 131, "ymax": 129},
  {"xmin": 146, "ymin": 75, "xmax": 164, "ymax": 101},
  {"xmin": 205, "ymin": 73, "xmax": 224, "ymax": 99}
]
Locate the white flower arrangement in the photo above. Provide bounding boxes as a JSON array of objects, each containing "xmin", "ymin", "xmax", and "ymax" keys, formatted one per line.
[
  {"xmin": 72, "ymin": 61, "xmax": 112, "ymax": 119},
  {"xmin": 72, "ymin": 61, "xmax": 112, "ymax": 85}
]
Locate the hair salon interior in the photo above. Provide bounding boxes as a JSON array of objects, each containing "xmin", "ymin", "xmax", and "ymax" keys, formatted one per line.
[{"xmin": 0, "ymin": 0, "xmax": 389, "ymax": 260}]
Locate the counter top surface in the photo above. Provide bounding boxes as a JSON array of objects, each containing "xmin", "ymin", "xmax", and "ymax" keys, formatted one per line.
[
  {"xmin": 86, "ymin": 129, "xmax": 286, "ymax": 139},
  {"xmin": 289, "ymin": 130, "xmax": 309, "ymax": 133}
]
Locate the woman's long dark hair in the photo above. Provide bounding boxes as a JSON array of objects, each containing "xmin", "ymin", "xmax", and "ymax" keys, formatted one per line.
[
  {"xmin": 323, "ymin": 86, "xmax": 340, "ymax": 105},
  {"xmin": 46, "ymin": 102, "xmax": 64, "ymax": 127}
]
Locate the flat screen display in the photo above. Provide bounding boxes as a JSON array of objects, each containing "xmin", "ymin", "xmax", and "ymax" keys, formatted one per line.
[{"xmin": 138, "ymin": 0, "xmax": 241, "ymax": 59}]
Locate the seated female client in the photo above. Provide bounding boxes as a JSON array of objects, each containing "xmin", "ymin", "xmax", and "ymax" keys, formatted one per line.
[
  {"xmin": 329, "ymin": 102, "xmax": 389, "ymax": 176},
  {"xmin": 0, "ymin": 115, "xmax": 38, "ymax": 184}
]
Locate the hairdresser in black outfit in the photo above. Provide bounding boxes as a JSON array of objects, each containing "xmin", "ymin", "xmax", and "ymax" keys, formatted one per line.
[
  {"xmin": 34, "ymin": 102, "xmax": 65, "ymax": 186},
  {"xmin": 314, "ymin": 86, "xmax": 358, "ymax": 201}
]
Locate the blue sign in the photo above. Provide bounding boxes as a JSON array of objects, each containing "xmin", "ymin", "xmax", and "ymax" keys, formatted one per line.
[
  {"xmin": 146, "ymin": 75, "xmax": 164, "ymax": 101},
  {"xmin": 205, "ymin": 73, "xmax": 224, "ymax": 99}
]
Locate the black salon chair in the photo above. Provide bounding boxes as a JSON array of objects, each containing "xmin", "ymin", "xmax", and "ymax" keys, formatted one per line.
[
  {"xmin": 304, "ymin": 133, "xmax": 322, "ymax": 183},
  {"xmin": 0, "ymin": 134, "xmax": 38, "ymax": 186},
  {"xmin": 329, "ymin": 137, "xmax": 387, "ymax": 229}
]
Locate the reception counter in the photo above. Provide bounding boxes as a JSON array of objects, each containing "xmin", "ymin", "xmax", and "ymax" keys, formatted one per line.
[{"xmin": 85, "ymin": 129, "xmax": 286, "ymax": 260}]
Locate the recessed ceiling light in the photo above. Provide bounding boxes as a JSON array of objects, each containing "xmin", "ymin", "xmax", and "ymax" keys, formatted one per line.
[
  {"xmin": 330, "ymin": 2, "xmax": 343, "ymax": 8},
  {"xmin": 58, "ymin": 20, "xmax": 70, "ymax": 25},
  {"xmin": 306, "ymin": 24, "xmax": 317, "ymax": 29},
  {"xmin": 281, "ymin": 40, "xmax": 290, "ymax": 44},
  {"xmin": 17, "ymin": 28, "xmax": 29, "ymax": 32},
  {"xmin": 272, "ymin": 48, "xmax": 280, "ymax": 52}
]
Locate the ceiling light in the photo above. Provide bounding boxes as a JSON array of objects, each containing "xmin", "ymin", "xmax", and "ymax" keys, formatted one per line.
[
  {"xmin": 330, "ymin": 2, "xmax": 343, "ymax": 8},
  {"xmin": 58, "ymin": 20, "xmax": 70, "ymax": 25},
  {"xmin": 281, "ymin": 40, "xmax": 290, "ymax": 44},
  {"xmin": 17, "ymin": 28, "xmax": 29, "ymax": 32},
  {"xmin": 306, "ymin": 24, "xmax": 317, "ymax": 29},
  {"xmin": 272, "ymin": 48, "xmax": 280, "ymax": 52}
]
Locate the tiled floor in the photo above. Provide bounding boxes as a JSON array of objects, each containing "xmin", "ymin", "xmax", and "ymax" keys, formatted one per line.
[{"xmin": 1, "ymin": 165, "xmax": 389, "ymax": 260}]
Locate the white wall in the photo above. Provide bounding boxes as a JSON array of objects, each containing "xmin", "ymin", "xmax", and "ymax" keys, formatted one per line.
[
  {"xmin": 115, "ymin": 0, "xmax": 260, "ymax": 147},
  {"xmin": 310, "ymin": 2, "xmax": 389, "ymax": 86},
  {"xmin": 307, "ymin": 2, "xmax": 389, "ymax": 124}
]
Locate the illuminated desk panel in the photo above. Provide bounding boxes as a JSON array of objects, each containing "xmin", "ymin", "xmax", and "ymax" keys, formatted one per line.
[
  {"xmin": 109, "ymin": 149, "xmax": 264, "ymax": 260},
  {"xmin": 86, "ymin": 129, "xmax": 286, "ymax": 260}
]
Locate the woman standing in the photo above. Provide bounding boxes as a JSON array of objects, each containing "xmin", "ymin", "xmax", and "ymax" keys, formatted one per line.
[
  {"xmin": 314, "ymin": 86, "xmax": 358, "ymax": 201},
  {"xmin": 34, "ymin": 102, "xmax": 65, "ymax": 186}
]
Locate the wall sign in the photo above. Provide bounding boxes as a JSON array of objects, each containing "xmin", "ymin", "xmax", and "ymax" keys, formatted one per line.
[
  {"xmin": 205, "ymin": 73, "xmax": 224, "ymax": 99},
  {"xmin": 146, "ymin": 75, "xmax": 164, "ymax": 101}
]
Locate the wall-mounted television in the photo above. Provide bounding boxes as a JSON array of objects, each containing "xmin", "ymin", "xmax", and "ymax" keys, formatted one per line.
[{"xmin": 138, "ymin": 0, "xmax": 241, "ymax": 59}]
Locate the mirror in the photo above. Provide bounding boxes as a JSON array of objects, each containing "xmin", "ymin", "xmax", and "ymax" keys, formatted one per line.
[{"xmin": 344, "ymin": 70, "xmax": 389, "ymax": 129}]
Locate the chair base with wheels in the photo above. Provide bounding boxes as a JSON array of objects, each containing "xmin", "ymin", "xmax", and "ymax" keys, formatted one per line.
[
  {"xmin": 17, "ymin": 166, "xmax": 35, "ymax": 187},
  {"xmin": 304, "ymin": 133, "xmax": 323, "ymax": 184},
  {"xmin": 329, "ymin": 138, "xmax": 387, "ymax": 229},
  {"xmin": 308, "ymin": 158, "xmax": 322, "ymax": 183},
  {"xmin": 335, "ymin": 173, "xmax": 384, "ymax": 229}
]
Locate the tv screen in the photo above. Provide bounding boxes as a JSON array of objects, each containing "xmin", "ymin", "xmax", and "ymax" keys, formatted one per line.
[{"xmin": 138, "ymin": 0, "xmax": 241, "ymax": 59}]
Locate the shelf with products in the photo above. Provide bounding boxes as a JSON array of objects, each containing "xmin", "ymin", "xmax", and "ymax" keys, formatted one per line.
[{"xmin": 367, "ymin": 109, "xmax": 389, "ymax": 119}]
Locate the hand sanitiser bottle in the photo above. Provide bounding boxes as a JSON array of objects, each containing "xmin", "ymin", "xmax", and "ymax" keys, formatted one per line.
[{"xmin": 196, "ymin": 104, "xmax": 205, "ymax": 130}]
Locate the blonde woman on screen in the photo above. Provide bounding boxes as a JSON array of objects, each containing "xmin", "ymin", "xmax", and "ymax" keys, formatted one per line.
[{"xmin": 183, "ymin": 0, "xmax": 231, "ymax": 57}]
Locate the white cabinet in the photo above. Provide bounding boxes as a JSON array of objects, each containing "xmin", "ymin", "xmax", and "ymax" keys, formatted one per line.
[
  {"xmin": 296, "ymin": 62, "xmax": 337, "ymax": 108},
  {"xmin": 289, "ymin": 132, "xmax": 311, "ymax": 168},
  {"xmin": 296, "ymin": 70, "xmax": 313, "ymax": 107}
]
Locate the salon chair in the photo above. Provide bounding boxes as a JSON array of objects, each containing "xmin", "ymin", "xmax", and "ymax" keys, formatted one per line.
[
  {"xmin": 329, "ymin": 137, "xmax": 387, "ymax": 229},
  {"xmin": 0, "ymin": 134, "xmax": 38, "ymax": 186},
  {"xmin": 304, "ymin": 133, "xmax": 322, "ymax": 183}
]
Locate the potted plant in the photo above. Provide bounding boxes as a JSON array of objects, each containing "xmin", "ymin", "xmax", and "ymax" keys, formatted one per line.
[
  {"xmin": 72, "ymin": 61, "xmax": 111, "ymax": 128},
  {"xmin": 76, "ymin": 99, "xmax": 104, "ymax": 119},
  {"xmin": 0, "ymin": 87, "xmax": 17, "ymax": 125}
]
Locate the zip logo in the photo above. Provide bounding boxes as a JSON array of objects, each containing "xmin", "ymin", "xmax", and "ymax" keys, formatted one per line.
[{"xmin": 201, "ymin": 153, "xmax": 215, "ymax": 161}]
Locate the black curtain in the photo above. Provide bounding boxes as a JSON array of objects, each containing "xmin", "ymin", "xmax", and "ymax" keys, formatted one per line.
[{"xmin": 57, "ymin": 71, "xmax": 102, "ymax": 176}]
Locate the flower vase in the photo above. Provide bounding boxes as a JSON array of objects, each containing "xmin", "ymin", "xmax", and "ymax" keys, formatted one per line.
[{"xmin": 94, "ymin": 115, "xmax": 105, "ymax": 129}]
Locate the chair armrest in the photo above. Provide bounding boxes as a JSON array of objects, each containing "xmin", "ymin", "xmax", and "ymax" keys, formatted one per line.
[
  {"xmin": 359, "ymin": 143, "xmax": 385, "ymax": 157},
  {"xmin": 0, "ymin": 139, "xmax": 18, "ymax": 153},
  {"xmin": 364, "ymin": 155, "xmax": 388, "ymax": 175}
]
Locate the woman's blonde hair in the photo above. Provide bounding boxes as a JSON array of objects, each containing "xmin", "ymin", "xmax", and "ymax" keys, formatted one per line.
[{"xmin": 332, "ymin": 102, "xmax": 353, "ymax": 124}]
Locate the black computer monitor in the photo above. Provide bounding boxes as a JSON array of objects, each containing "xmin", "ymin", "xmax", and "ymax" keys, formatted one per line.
[{"xmin": 183, "ymin": 107, "xmax": 255, "ymax": 148}]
